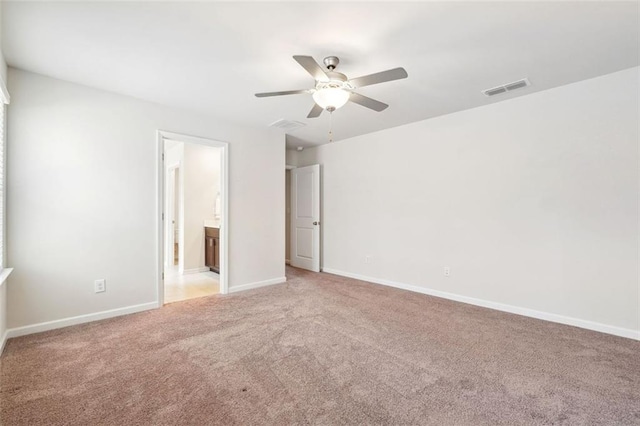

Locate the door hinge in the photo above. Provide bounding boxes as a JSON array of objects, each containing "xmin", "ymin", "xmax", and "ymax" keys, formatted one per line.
[
  {"xmin": 162, "ymin": 153, "xmax": 165, "ymax": 161},
  {"xmin": 162, "ymin": 272, "xmax": 164, "ymax": 280},
  {"xmin": 162, "ymin": 213, "xmax": 164, "ymax": 220}
]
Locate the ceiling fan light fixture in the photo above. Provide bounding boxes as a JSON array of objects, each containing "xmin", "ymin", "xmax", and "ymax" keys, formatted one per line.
[
  {"xmin": 255, "ymin": 55, "xmax": 408, "ymax": 118},
  {"xmin": 312, "ymin": 87, "xmax": 350, "ymax": 110}
]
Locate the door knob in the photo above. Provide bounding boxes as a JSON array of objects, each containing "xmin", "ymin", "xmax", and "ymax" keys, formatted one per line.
[{"xmin": 313, "ymin": 221, "xmax": 319, "ymax": 225}]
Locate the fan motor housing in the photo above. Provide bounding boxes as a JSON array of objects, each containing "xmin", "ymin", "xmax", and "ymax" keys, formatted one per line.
[
  {"xmin": 315, "ymin": 76, "xmax": 354, "ymax": 92},
  {"xmin": 323, "ymin": 56, "xmax": 340, "ymax": 70}
]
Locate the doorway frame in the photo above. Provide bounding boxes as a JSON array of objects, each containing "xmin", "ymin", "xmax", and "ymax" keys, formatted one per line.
[{"xmin": 156, "ymin": 130, "xmax": 230, "ymax": 306}]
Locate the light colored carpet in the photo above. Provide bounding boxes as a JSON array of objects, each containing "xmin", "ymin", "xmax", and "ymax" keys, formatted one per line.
[{"xmin": 1, "ymin": 266, "xmax": 639, "ymax": 425}]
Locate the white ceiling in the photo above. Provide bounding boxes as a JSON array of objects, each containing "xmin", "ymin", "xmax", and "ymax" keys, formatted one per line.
[{"xmin": 3, "ymin": 2, "xmax": 638, "ymax": 149}]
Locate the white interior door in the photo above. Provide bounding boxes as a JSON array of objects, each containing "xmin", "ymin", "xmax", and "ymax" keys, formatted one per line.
[{"xmin": 291, "ymin": 164, "xmax": 320, "ymax": 272}]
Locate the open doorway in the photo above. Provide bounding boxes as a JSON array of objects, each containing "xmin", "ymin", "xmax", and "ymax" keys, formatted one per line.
[{"xmin": 157, "ymin": 131, "xmax": 229, "ymax": 305}]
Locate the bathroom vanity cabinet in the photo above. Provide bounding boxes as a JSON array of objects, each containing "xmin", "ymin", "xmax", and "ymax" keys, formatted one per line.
[{"xmin": 205, "ymin": 226, "xmax": 220, "ymax": 273}]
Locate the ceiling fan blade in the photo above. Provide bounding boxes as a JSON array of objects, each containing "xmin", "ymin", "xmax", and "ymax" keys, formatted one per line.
[
  {"xmin": 348, "ymin": 67, "xmax": 408, "ymax": 88},
  {"xmin": 349, "ymin": 92, "xmax": 389, "ymax": 112},
  {"xmin": 293, "ymin": 55, "xmax": 329, "ymax": 81},
  {"xmin": 255, "ymin": 89, "xmax": 308, "ymax": 98},
  {"xmin": 307, "ymin": 103, "xmax": 323, "ymax": 118}
]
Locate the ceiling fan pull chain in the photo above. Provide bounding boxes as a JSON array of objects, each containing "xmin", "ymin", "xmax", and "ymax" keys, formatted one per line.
[{"xmin": 329, "ymin": 109, "xmax": 333, "ymax": 143}]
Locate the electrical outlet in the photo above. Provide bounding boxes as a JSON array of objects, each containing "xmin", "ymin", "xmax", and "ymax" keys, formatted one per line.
[
  {"xmin": 365, "ymin": 255, "xmax": 372, "ymax": 264},
  {"xmin": 94, "ymin": 279, "xmax": 106, "ymax": 293},
  {"xmin": 444, "ymin": 267, "xmax": 450, "ymax": 277}
]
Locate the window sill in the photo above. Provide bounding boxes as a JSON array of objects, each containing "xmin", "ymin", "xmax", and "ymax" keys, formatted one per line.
[{"xmin": 0, "ymin": 268, "xmax": 13, "ymax": 287}]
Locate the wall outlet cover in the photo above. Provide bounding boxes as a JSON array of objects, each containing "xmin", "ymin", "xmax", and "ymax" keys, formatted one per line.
[{"xmin": 94, "ymin": 279, "xmax": 106, "ymax": 293}]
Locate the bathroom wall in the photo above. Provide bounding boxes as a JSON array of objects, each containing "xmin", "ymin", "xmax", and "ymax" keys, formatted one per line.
[{"xmin": 182, "ymin": 142, "xmax": 220, "ymax": 272}]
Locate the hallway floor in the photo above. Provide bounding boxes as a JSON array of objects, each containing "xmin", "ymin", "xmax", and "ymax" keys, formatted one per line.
[{"xmin": 164, "ymin": 266, "xmax": 219, "ymax": 304}]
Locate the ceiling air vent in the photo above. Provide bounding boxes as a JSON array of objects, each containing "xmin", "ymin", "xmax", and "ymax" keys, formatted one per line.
[
  {"xmin": 482, "ymin": 78, "xmax": 531, "ymax": 97},
  {"xmin": 485, "ymin": 87, "xmax": 507, "ymax": 96},
  {"xmin": 269, "ymin": 119, "xmax": 306, "ymax": 131}
]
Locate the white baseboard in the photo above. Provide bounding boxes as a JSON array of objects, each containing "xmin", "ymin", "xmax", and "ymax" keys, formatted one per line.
[
  {"xmin": 182, "ymin": 267, "xmax": 210, "ymax": 275},
  {"xmin": 322, "ymin": 268, "xmax": 640, "ymax": 341},
  {"xmin": 0, "ymin": 329, "xmax": 8, "ymax": 356},
  {"xmin": 228, "ymin": 276, "xmax": 287, "ymax": 294},
  {"xmin": 5, "ymin": 302, "xmax": 158, "ymax": 340}
]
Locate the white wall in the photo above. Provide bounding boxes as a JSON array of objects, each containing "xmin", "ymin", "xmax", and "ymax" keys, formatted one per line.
[
  {"xmin": 0, "ymin": 2, "xmax": 7, "ymax": 85},
  {"xmin": 6, "ymin": 68, "xmax": 285, "ymax": 329},
  {"xmin": 0, "ymin": 283, "xmax": 6, "ymax": 352},
  {"xmin": 183, "ymin": 142, "xmax": 220, "ymax": 271},
  {"xmin": 285, "ymin": 150, "xmax": 299, "ymax": 263},
  {"xmin": 0, "ymin": 57, "xmax": 6, "ymax": 87},
  {"xmin": 0, "ymin": 2, "xmax": 8, "ymax": 350},
  {"xmin": 285, "ymin": 149, "xmax": 299, "ymax": 167},
  {"xmin": 285, "ymin": 170, "xmax": 291, "ymax": 263},
  {"xmin": 298, "ymin": 67, "xmax": 639, "ymax": 338}
]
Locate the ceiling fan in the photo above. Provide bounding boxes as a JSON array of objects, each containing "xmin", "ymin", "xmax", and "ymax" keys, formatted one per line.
[{"xmin": 255, "ymin": 55, "xmax": 408, "ymax": 118}]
